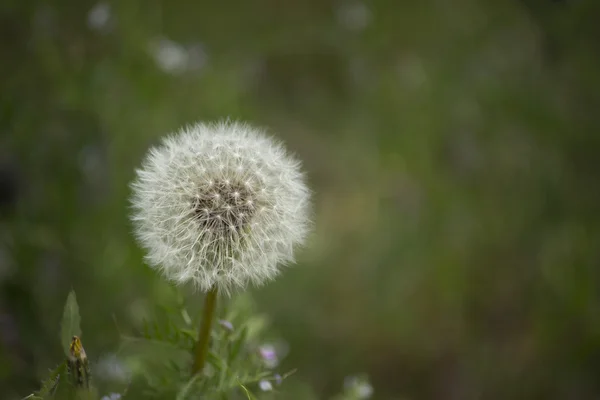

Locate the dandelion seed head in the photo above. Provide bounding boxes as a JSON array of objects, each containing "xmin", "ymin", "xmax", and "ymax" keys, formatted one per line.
[{"xmin": 130, "ymin": 121, "xmax": 311, "ymax": 294}]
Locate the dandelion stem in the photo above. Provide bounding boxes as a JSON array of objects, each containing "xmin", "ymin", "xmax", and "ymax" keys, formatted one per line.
[{"xmin": 192, "ymin": 285, "xmax": 218, "ymax": 374}]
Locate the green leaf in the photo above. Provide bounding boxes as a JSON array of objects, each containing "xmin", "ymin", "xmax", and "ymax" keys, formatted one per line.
[
  {"xmin": 117, "ymin": 336, "xmax": 191, "ymax": 386},
  {"xmin": 52, "ymin": 362, "xmax": 94, "ymax": 400},
  {"xmin": 227, "ymin": 326, "xmax": 247, "ymax": 365},
  {"xmin": 175, "ymin": 373, "xmax": 202, "ymax": 400},
  {"xmin": 237, "ymin": 381, "xmax": 258, "ymax": 400},
  {"xmin": 207, "ymin": 351, "xmax": 226, "ymax": 372},
  {"xmin": 280, "ymin": 368, "xmax": 297, "ymax": 380},
  {"xmin": 153, "ymin": 320, "xmax": 163, "ymax": 340},
  {"xmin": 61, "ymin": 290, "xmax": 82, "ymax": 357},
  {"xmin": 180, "ymin": 328, "xmax": 197, "ymax": 339},
  {"xmin": 33, "ymin": 363, "xmax": 66, "ymax": 399}
]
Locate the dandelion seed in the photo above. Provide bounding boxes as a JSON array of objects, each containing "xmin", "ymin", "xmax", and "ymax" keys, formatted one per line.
[{"xmin": 130, "ymin": 120, "xmax": 311, "ymax": 294}]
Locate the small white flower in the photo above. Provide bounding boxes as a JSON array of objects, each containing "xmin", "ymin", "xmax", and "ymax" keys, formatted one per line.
[
  {"xmin": 344, "ymin": 375, "xmax": 373, "ymax": 399},
  {"xmin": 130, "ymin": 121, "xmax": 311, "ymax": 293},
  {"xmin": 94, "ymin": 353, "xmax": 131, "ymax": 383},
  {"xmin": 335, "ymin": 1, "xmax": 371, "ymax": 31},
  {"xmin": 100, "ymin": 394, "xmax": 121, "ymax": 400},
  {"xmin": 87, "ymin": 2, "xmax": 111, "ymax": 32},
  {"xmin": 149, "ymin": 38, "xmax": 189, "ymax": 74},
  {"xmin": 258, "ymin": 379, "xmax": 273, "ymax": 391},
  {"xmin": 356, "ymin": 382, "xmax": 373, "ymax": 399}
]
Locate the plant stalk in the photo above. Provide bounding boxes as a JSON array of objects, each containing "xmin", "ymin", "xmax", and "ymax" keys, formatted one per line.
[{"xmin": 192, "ymin": 285, "xmax": 218, "ymax": 374}]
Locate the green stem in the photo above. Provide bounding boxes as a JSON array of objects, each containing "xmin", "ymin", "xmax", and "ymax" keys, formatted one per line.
[{"xmin": 192, "ymin": 285, "xmax": 218, "ymax": 374}]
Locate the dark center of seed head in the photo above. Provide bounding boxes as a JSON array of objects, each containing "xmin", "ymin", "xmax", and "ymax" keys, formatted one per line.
[{"xmin": 192, "ymin": 180, "xmax": 255, "ymax": 233}]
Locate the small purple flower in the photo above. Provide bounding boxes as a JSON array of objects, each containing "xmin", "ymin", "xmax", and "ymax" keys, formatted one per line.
[
  {"xmin": 218, "ymin": 319, "xmax": 234, "ymax": 332},
  {"xmin": 274, "ymin": 373, "xmax": 283, "ymax": 385},
  {"xmin": 259, "ymin": 345, "xmax": 276, "ymax": 360},
  {"xmin": 258, "ymin": 344, "xmax": 278, "ymax": 368}
]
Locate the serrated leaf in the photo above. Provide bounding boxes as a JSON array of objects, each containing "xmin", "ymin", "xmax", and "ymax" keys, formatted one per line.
[
  {"xmin": 51, "ymin": 368, "xmax": 72, "ymax": 400},
  {"xmin": 61, "ymin": 290, "xmax": 82, "ymax": 357},
  {"xmin": 35, "ymin": 363, "xmax": 66, "ymax": 398}
]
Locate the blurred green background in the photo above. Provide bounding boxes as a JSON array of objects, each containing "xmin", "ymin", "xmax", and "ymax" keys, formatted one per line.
[{"xmin": 2, "ymin": 0, "xmax": 600, "ymax": 398}]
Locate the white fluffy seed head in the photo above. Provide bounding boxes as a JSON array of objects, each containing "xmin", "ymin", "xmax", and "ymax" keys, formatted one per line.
[{"xmin": 130, "ymin": 121, "xmax": 311, "ymax": 294}]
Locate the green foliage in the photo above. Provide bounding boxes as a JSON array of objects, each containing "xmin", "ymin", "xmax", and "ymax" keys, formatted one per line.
[
  {"xmin": 60, "ymin": 291, "xmax": 81, "ymax": 357},
  {"xmin": 119, "ymin": 293, "xmax": 290, "ymax": 399},
  {"xmin": 30, "ymin": 363, "xmax": 65, "ymax": 399},
  {"xmin": 26, "ymin": 292, "xmax": 98, "ymax": 400},
  {"xmin": 28, "ymin": 291, "xmax": 296, "ymax": 399},
  {"xmin": 5, "ymin": 0, "xmax": 600, "ymax": 398}
]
